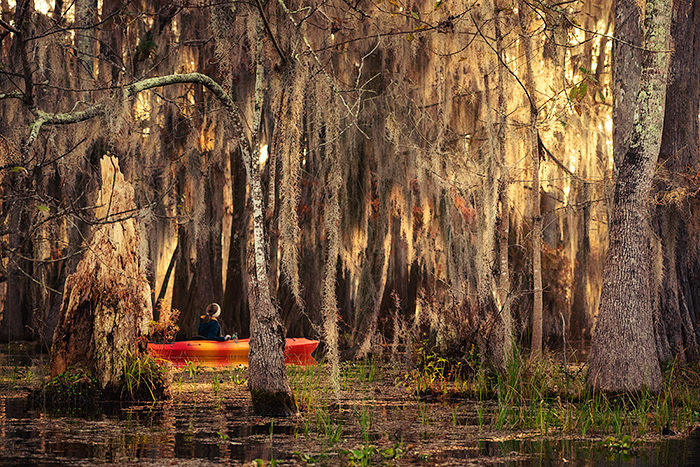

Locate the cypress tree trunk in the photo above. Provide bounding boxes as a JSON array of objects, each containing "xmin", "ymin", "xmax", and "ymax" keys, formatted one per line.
[
  {"xmin": 571, "ymin": 176, "xmax": 592, "ymax": 341},
  {"xmin": 50, "ymin": 156, "xmax": 152, "ymax": 393},
  {"xmin": 246, "ymin": 144, "xmax": 297, "ymax": 415},
  {"xmin": 223, "ymin": 146, "xmax": 250, "ymax": 338},
  {"xmin": 652, "ymin": 0, "xmax": 700, "ymax": 364},
  {"xmin": 519, "ymin": 2, "xmax": 543, "ymax": 359},
  {"xmin": 245, "ymin": 12, "xmax": 296, "ymax": 416},
  {"xmin": 588, "ymin": 0, "xmax": 672, "ymax": 393}
]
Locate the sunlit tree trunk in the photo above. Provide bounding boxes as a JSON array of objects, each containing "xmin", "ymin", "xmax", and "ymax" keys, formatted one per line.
[
  {"xmin": 588, "ymin": 0, "xmax": 672, "ymax": 393},
  {"xmin": 519, "ymin": 3, "xmax": 543, "ymax": 359},
  {"xmin": 495, "ymin": 1, "xmax": 513, "ymax": 365},
  {"xmin": 50, "ymin": 156, "xmax": 152, "ymax": 393},
  {"xmin": 478, "ymin": 66, "xmax": 509, "ymax": 370}
]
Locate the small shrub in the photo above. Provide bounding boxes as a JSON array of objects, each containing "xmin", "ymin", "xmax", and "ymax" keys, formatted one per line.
[{"xmin": 147, "ymin": 299, "xmax": 180, "ymax": 343}]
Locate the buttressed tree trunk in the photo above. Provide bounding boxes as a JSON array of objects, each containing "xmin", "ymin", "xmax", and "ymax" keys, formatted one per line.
[
  {"xmin": 51, "ymin": 155, "xmax": 153, "ymax": 393},
  {"xmin": 588, "ymin": 0, "xmax": 672, "ymax": 393}
]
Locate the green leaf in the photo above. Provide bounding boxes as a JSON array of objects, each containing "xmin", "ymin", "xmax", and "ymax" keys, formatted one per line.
[
  {"xmin": 579, "ymin": 66, "xmax": 588, "ymax": 74},
  {"xmin": 598, "ymin": 90, "xmax": 606, "ymax": 103},
  {"xmin": 36, "ymin": 205, "xmax": 49, "ymax": 212},
  {"xmin": 407, "ymin": 33, "xmax": 415, "ymax": 42},
  {"xmin": 434, "ymin": 0, "xmax": 443, "ymax": 9},
  {"xmin": 411, "ymin": 11, "xmax": 420, "ymax": 19},
  {"xmin": 569, "ymin": 86, "xmax": 578, "ymax": 102},
  {"xmin": 577, "ymin": 82, "xmax": 587, "ymax": 100}
]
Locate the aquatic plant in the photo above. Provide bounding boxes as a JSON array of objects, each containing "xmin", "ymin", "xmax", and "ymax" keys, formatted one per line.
[
  {"xmin": 226, "ymin": 365, "xmax": 247, "ymax": 385},
  {"xmin": 36, "ymin": 366, "xmax": 100, "ymax": 410},
  {"xmin": 316, "ymin": 409, "xmax": 343, "ymax": 446},
  {"xmin": 345, "ymin": 446, "xmax": 376, "ymax": 466},
  {"xmin": 252, "ymin": 459, "xmax": 278, "ymax": 467},
  {"xmin": 211, "ymin": 374, "xmax": 221, "ymax": 395},
  {"xmin": 355, "ymin": 403, "xmax": 374, "ymax": 444},
  {"xmin": 602, "ymin": 435, "xmax": 638, "ymax": 455},
  {"xmin": 184, "ymin": 360, "xmax": 202, "ymax": 394},
  {"xmin": 396, "ymin": 343, "xmax": 700, "ymax": 439},
  {"xmin": 121, "ymin": 350, "xmax": 171, "ymax": 401}
]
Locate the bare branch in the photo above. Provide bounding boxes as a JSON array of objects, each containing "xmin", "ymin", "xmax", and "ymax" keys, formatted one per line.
[
  {"xmin": 25, "ymin": 72, "xmax": 251, "ymax": 152},
  {"xmin": 0, "ymin": 17, "xmax": 20, "ymax": 34}
]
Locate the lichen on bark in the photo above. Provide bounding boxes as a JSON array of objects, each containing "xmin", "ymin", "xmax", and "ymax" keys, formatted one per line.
[{"xmin": 588, "ymin": 0, "xmax": 673, "ymax": 394}]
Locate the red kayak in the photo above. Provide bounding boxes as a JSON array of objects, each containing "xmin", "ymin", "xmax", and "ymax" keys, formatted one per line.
[{"xmin": 147, "ymin": 338, "xmax": 319, "ymax": 368}]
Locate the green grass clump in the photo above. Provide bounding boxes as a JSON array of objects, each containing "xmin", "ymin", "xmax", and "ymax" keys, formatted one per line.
[
  {"xmin": 35, "ymin": 366, "xmax": 100, "ymax": 410},
  {"xmin": 122, "ymin": 350, "xmax": 172, "ymax": 401},
  {"xmin": 402, "ymin": 345, "xmax": 700, "ymax": 438}
]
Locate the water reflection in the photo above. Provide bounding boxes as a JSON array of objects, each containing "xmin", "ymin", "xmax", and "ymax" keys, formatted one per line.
[
  {"xmin": 1, "ymin": 381, "xmax": 700, "ymax": 466},
  {"xmin": 0, "ymin": 395, "xmax": 281, "ymax": 466},
  {"xmin": 474, "ymin": 433, "xmax": 700, "ymax": 467}
]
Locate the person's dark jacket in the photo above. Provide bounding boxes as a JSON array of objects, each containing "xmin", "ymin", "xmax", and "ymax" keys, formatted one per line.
[{"xmin": 198, "ymin": 317, "xmax": 228, "ymax": 341}]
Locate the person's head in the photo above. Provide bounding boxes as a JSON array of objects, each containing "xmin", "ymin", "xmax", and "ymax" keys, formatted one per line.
[{"xmin": 206, "ymin": 303, "xmax": 221, "ymax": 319}]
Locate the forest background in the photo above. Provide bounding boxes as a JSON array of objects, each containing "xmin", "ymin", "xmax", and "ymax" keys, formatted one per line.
[{"xmin": 0, "ymin": 0, "xmax": 699, "ymax": 386}]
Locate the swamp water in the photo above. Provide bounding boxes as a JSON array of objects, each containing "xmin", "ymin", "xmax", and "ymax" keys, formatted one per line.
[{"xmin": 1, "ymin": 348, "xmax": 699, "ymax": 466}]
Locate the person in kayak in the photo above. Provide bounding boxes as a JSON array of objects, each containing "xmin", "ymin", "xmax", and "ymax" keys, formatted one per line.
[{"xmin": 197, "ymin": 303, "xmax": 231, "ymax": 341}]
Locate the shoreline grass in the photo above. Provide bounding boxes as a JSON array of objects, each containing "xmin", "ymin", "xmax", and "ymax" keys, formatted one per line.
[{"xmin": 3, "ymin": 343, "xmax": 700, "ymax": 465}]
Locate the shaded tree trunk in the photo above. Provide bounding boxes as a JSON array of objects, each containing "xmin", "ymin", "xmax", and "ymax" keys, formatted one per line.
[
  {"xmin": 571, "ymin": 176, "xmax": 592, "ymax": 342},
  {"xmin": 588, "ymin": 0, "xmax": 672, "ymax": 393},
  {"xmin": 223, "ymin": 145, "xmax": 250, "ymax": 337},
  {"xmin": 612, "ymin": 0, "xmax": 643, "ymax": 168},
  {"xmin": 2, "ymin": 185, "xmax": 33, "ymax": 340},
  {"xmin": 652, "ymin": 0, "xmax": 700, "ymax": 364}
]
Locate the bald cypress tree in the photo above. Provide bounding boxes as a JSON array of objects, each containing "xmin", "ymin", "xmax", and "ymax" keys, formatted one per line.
[{"xmin": 588, "ymin": 0, "xmax": 673, "ymax": 393}]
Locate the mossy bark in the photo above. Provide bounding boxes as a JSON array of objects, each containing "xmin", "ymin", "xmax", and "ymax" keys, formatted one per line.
[
  {"xmin": 588, "ymin": 0, "xmax": 672, "ymax": 393},
  {"xmin": 652, "ymin": 0, "xmax": 700, "ymax": 365},
  {"xmin": 244, "ymin": 11, "xmax": 297, "ymax": 416}
]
